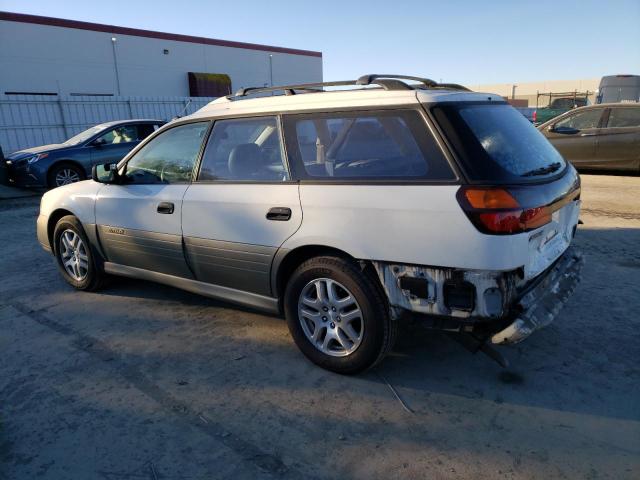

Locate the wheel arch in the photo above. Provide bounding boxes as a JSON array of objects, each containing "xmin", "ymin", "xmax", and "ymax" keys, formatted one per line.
[
  {"xmin": 47, "ymin": 159, "xmax": 87, "ymax": 186},
  {"xmin": 271, "ymin": 244, "xmax": 384, "ymax": 307},
  {"xmin": 47, "ymin": 208, "xmax": 76, "ymax": 251},
  {"xmin": 47, "ymin": 207, "xmax": 106, "ymax": 267}
]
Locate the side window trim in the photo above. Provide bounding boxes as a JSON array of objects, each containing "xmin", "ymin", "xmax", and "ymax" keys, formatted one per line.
[
  {"xmin": 277, "ymin": 114, "xmax": 294, "ymax": 182},
  {"xmin": 599, "ymin": 108, "xmax": 610, "ymax": 129},
  {"xmin": 191, "ymin": 120, "xmax": 214, "ymax": 182},
  {"xmin": 194, "ymin": 115, "xmax": 291, "ymax": 183},
  {"xmin": 120, "ymin": 120, "xmax": 211, "ymax": 185}
]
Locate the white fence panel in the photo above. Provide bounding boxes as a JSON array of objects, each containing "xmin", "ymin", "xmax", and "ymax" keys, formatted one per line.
[{"xmin": 0, "ymin": 94, "xmax": 216, "ymax": 154}]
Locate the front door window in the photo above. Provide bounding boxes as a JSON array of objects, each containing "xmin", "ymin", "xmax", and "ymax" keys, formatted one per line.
[
  {"xmin": 124, "ymin": 122, "xmax": 209, "ymax": 184},
  {"xmin": 554, "ymin": 110, "xmax": 603, "ymax": 130}
]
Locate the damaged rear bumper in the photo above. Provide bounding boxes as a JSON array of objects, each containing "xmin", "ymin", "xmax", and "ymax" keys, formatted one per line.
[
  {"xmin": 372, "ymin": 245, "xmax": 584, "ymax": 344},
  {"xmin": 491, "ymin": 246, "xmax": 584, "ymax": 345}
]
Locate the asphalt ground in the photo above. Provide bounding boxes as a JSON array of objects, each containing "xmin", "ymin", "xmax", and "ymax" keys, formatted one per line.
[{"xmin": 1, "ymin": 174, "xmax": 638, "ymax": 479}]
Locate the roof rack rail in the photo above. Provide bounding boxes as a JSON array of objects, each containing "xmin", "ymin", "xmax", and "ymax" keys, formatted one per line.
[
  {"xmin": 232, "ymin": 80, "xmax": 358, "ymax": 98},
  {"xmin": 229, "ymin": 74, "xmax": 471, "ymax": 99}
]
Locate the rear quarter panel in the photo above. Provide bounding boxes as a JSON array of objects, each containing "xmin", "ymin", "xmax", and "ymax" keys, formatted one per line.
[{"xmin": 285, "ymin": 184, "xmax": 533, "ymax": 271}]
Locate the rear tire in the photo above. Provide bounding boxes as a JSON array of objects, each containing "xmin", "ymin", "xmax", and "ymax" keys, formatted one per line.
[
  {"xmin": 284, "ymin": 256, "xmax": 396, "ymax": 374},
  {"xmin": 48, "ymin": 163, "xmax": 85, "ymax": 189},
  {"xmin": 53, "ymin": 215, "xmax": 106, "ymax": 291}
]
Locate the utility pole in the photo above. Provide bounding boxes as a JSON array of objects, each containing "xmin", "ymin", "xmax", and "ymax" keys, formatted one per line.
[
  {"xmin": 111, "ymin": 37, "xmax": 122, "ymax": 96},
  {"xmin": 269, "ymin": 54, "xmax": 274, "ymax": 87}
]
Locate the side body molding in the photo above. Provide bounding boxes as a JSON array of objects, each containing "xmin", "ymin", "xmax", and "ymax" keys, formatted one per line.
[{"xmin": 103, "ymin": 262, "xmax": 279, "ymax": 313}]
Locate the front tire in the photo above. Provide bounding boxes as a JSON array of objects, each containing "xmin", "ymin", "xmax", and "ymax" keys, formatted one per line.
[
  {"xmin": 284, "ymin": 256, "xmax": 396, "ymax": 374},
  {"xmin": 53, "ymin": 215, "xmax": 106, "ymax": 291}
]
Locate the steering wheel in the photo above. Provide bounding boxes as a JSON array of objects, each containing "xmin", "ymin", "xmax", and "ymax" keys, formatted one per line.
[{"xmin": 159, "ymin": 163, "xmax": 190, "ymax": 183}]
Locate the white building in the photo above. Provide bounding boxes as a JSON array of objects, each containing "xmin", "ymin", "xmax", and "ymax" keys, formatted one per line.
[{"xmin": 0, "ymin": 11, "xmax": 323, "ymax": 97}]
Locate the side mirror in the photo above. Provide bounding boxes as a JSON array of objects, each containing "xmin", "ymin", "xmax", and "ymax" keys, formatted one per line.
[
  {"xmin": 92, "ymin": 162, "xmax": 118, "ymax": 183},
  {"xmin": 92, "ymin": 138, "xmax": 107, "ymax": 147},
  {"xmin": 547, "ymin": 124, "xmax": 556, "ymax": 132}
]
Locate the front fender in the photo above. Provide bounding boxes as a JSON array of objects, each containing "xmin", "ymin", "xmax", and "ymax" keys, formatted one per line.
[{"xmin": 39, "ymin": 179, "xmax": 103, "ymax": 224}]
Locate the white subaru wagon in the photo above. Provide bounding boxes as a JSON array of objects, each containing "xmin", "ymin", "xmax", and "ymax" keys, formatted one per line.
[{"xmin": 36, "ymin": 75, "xmax": 583, "ymax": 374}]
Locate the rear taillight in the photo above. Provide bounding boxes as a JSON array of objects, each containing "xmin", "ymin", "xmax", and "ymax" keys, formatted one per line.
[
  {"xmin": 457, "ymin": 187, "xmax": 552, "ymax": 235},
  {"xmin": 532, "ymin": 110, "xmax": 537, "ymax": 123}
]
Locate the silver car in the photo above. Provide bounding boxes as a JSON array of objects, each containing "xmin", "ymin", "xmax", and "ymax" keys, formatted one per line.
[{"xmin": 36, "ymin": 75, "xmax": 583, "ymax": 373}]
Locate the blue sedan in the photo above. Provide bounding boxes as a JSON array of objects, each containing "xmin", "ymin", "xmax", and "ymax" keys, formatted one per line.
[{"xmin": 5, "ymin": 119, "xmax": 164, "ymax": 188}]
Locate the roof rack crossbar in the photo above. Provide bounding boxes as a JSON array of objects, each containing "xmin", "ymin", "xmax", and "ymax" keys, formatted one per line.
[
  {"xmin": 434, "ymin": 83, "xmax": 471, "ymax": 92},
  {"xmin": 229, "ymin": 74, "xmax": 471, "ymax": 99},
  {"xmin": 356, "ymin": 74, "xmax": 439, "ymax": 88}
]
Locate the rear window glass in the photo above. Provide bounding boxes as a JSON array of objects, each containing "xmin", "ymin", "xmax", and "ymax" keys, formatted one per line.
[
  {"xmin": 600, "ymin": 86, "xmax": 640, "ymax": 103},
  {"xmin": 283, "ymin": 110, "xmax": 455, "ymax": 181},
  {"xmin": 551, "ymin": 98, "xmax": 588, "ymax": 109},
  {"xmin": 433, "ymin": 103, "xmax": 566, "ymax": 183}
]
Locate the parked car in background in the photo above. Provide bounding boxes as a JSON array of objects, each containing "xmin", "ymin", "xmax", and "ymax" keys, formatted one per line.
[
  {"xmin": 533, "ymin": 95, "xmax": 590, "ymax": 125},
  {"xmin": 0, "ymin": 144, "xmax": 6, "ymax": 185},
  {"xmin": 597, "ymin": 74, "xmax": 640, "ymax": 104},
  {"xmin": 36, "ymin": 74, "xmax": 583, "ymax": 374},
  {"xmin": 539, "ymin": 103, "xmax": 640, "ymax": 172},
  {"xmin": 5, "ymin": 119, "xmax": 165, "ymax": 188}
]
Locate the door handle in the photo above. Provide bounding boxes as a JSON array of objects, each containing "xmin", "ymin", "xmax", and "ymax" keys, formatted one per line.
[
  {"xmin": 580, "ymin": 133, "xmax": 596, "ymax": 137},
  {"xmin": 266, "ymin": 207, "xmax": 292, "ymax": 221},
  {"xmin": 157, "ymin": 202, "xmax": 174, "ymax": 214}
]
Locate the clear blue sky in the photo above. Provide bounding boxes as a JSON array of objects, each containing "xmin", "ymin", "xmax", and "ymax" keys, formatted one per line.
[{"xmin": 2, "ymin": 0, "xmax": 639, "ymax": 84}]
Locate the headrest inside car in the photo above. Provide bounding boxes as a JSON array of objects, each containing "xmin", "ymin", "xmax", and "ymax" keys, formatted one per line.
[{"xmin": 228, "ymin": 143, "xmax": 262, "ymax": 178}]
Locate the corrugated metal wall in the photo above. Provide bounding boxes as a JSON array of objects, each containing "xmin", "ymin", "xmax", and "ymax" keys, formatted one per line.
[{"xmin": 0, "ymin": 95, "xmax": 215, "ymax": 154}]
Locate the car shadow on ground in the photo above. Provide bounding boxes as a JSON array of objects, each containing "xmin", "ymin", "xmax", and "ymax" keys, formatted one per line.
[{"xmin": 42, "ymin": 226, "xmax": 638, "ymax": 426}]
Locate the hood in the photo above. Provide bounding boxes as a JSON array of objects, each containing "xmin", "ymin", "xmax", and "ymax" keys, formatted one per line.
[{"xmin": 7, "ymin": 143, "xmax": 69, "ymax": 159}]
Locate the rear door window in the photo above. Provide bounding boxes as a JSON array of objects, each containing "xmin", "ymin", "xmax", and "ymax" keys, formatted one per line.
[
  {"xmin": 606, "ymin": 108, "xmax": 640, "ymax": 128},
  {"xmin": 283, "ymin": 110, "xmax": 455, "ymax": 180},
  {"xmin": 433, "ymin": 103, "xmax": 567, "ymax": 183},
  {"xmin": 197, "ymin": 116, "xmax": 288, "ymax": 181}
]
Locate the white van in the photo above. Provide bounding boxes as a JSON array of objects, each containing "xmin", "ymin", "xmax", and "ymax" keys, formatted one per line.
[{"xmin": 597, "ymin": 74, "xmax": 640, "ymax": 103}]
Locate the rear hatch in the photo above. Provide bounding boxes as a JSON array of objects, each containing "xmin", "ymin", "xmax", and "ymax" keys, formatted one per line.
[{"xmin": 429, "ymin": 101, "xmax": 581, "ymax": 280}]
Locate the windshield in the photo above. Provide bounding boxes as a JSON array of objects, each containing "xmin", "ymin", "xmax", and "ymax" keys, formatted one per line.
[
  {"xmin": 62, "ymin": 124, "xmax": 110, "ymax": 146},
  {"xmin": 433, "ymin": 103, "xmax": 566, "ymax": 183}
]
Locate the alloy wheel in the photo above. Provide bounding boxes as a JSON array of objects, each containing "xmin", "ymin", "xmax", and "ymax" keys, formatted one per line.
[
  {"xmin": 59, "ymin": 229, "xmax": 89, "ymax": 281},
  {"xmin": 55, "ymin": 168, "xmax": 81, "ymax": 186},
  {"xmin": 297, "ymin": 278, "xmax": 364, "ymax": 357}
]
